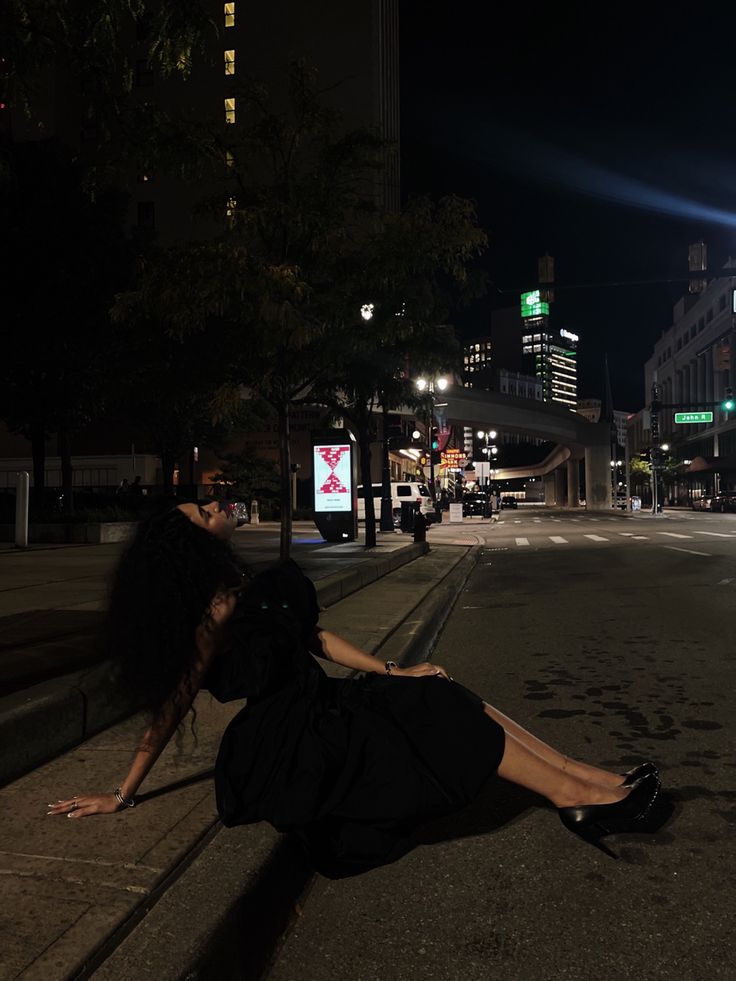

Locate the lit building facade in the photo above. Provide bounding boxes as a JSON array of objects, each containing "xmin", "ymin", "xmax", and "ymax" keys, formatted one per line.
[
  {"xmin": 643, "ymin": 262, "xmax": 736, "ymax": 477},
  {"xmin": 520, "ymin": 291, "xmax": 579, "ymax": 408}
]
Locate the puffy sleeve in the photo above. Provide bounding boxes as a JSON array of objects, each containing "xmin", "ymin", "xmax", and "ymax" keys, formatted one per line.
[{"xmin": 202, "ymin": 560, "xmax": 321, "ymax": 702}]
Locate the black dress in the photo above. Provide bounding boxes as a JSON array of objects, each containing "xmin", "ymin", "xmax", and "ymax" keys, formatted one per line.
[{"xmin": 205, "ymin": 560, "xmax": 505, "ymax": 878}]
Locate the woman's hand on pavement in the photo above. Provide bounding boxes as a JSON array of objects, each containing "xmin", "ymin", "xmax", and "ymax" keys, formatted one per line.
[
  {"xmin": 393, "ymin": 662, "xmax": 452, "ymax": 681},
  {"xmin": 47, "ymin": 794, "xmax": 122, "ymax": 819}
]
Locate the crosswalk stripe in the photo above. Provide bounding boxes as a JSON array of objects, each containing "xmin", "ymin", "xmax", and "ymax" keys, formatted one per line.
[
  {"xmin": 695, "ymin": 531, "xmax": 734, "ymax": 538},
  {"xmin": 584, "ymin": 534, "xmax": 608, "ymax": 542},
  {"xmin": 658, "ymin": 532, "xmax": 693, "ymax": 539},
  {"xmin": 549, "ymin": 536, "xmax": 568, "ymax": 544},
  {"xmin": 619, "ymin": 533, "xmax": 635, "ymax": 536},
  {"xmin": 632, "ymin": 535, "xmax": 649, "ymax": 540},
  {"xmin": 515, "ymin": 537, "xmax": 530, "ymax": 546},
  {"xmin": 663, "ymin": 545, "xmax": 711, "ymax": 557}
]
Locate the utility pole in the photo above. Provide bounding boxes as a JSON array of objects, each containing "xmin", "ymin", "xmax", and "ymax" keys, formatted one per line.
[{"xmin": 650, "ymin": 381, "xmax": 662, "ymax": 515}]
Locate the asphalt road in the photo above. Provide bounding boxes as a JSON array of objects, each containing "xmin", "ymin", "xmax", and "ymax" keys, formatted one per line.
[{"xmin": 266, "ymin": 508, "xmax": 736, "ymax": 981}]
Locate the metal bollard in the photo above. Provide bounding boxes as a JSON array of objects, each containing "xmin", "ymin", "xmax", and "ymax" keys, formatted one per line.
[
  {"xmin": 250, "ymin": 499, "xmax": 260, "ymax": 525},
  {"xmin": 413, "ymin": 511, "xmax": 428, "ymax": 544},
  {"xmin": 15, "ymin": 471, "xmax": 29, "ymax": 548}
]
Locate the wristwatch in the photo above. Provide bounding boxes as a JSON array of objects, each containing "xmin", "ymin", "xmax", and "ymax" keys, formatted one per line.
[{"xmin": 385, "ymin": 660, "xmax": 398, "ymax": 675}]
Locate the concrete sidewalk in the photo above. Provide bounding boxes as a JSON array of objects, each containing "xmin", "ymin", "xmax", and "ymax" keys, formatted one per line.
[{"xmin": 0, "ymin": 527, "xmax": 478, "ymax": 980}]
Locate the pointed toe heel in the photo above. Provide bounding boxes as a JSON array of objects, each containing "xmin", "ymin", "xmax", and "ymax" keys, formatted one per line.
[
  {"xmin": 558, "ymin": 772, "xmax": 660, "ymax": 858},
  {"xmin": 620, "ymin": 762, "xmax": 659, "ymax": 787}
]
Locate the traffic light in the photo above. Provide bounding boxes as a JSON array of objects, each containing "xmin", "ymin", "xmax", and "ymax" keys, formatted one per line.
[
  {"xmin": 723, "ymin": 387, "xmax": 734, "ymax": 412},
  {"xmin": 431, "ymin": 426, "xmax": 439, "ymax": 451}
]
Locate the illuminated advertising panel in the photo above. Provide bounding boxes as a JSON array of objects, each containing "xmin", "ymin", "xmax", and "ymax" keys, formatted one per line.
[
  {"xmin": 313, "ymin": 443, "xmax": 352, "ymax": 512},
  {"xmin": 520, "ymin": 290, "xmax": 550, "ymax": 319}
]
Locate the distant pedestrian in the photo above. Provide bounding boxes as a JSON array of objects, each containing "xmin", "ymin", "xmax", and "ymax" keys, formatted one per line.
[
  {"xmin": 116, "ymin": 478, "xmax": 130, "ymax": 496},
  {"xmin": 129, "ymin": 476, "xmax": 143, "ymax": 497}
]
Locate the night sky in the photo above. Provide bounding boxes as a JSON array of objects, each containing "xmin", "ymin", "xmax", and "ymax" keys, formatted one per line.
[{"xmin": 400, "ymin": 1, "xmax": 736, "ymax": 410}]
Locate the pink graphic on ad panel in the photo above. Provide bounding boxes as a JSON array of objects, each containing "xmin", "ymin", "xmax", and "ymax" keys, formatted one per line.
[{"xmin": 317, "ymin": 445, "xmax": 349, "ymax": 494}]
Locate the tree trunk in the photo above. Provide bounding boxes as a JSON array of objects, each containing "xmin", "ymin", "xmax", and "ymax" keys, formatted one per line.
[
  {"xmin": 30, "ymin": 423, "xmax": 46, "ymax": 501},
  {"xmin": 278, "ymin": 402, "xmax": 292, "ymax": 561},
  {"xmin": 359, "ymin": 418, "xmax": 376, "ymax": 548},
  {"xmin": 379, "ymin": 404, "xmax": 394, "ymax": 531},
  {"xmin": 58, "ymin": 429, "xmax": 74, "ymax": 513}
]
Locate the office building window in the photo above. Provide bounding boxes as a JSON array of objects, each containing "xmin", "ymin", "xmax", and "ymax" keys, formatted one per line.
[
  {"xmin": 225, "ymin": 98, "xmax": 236, "ymax": 124},
  {"xmin": 224, "ymin": 3, "xmax": 235, "ymax": 27},
  {"xmin": 224, "ymin": 49, "xmax": 235, "ymax": 75}
]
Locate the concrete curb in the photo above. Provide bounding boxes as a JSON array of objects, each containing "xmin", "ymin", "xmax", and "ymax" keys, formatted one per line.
[
  {"xmin": 89, "ymin": 545, "xmax": 480, "ymax": 981},
  {"xmin": 0, "ymin": 541, "xmax": 429, "ymax": 789}
]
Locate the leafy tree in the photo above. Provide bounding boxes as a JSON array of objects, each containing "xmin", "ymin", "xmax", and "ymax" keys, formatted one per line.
[
  {"xmin": 311, "ymin": 195, "xmax": 486, "ymax": 545},
  {"xmin": 210, "ymin": 451, "xmax": 279, "ymax": 502},
  {"xmin": 113, "ymin": 63, "xmax": 385, "ymax": 558}
]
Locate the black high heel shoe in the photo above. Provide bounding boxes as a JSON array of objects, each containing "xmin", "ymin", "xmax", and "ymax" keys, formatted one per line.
[
  {"xmin": 620, "ymin": 762, "xmax": 659, "ymax": 787},
  {"xmin": 558, "ymin": 772, "xmax": 660, "ymax": 858}
]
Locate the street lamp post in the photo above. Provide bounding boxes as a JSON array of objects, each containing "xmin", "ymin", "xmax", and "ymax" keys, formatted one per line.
[
  {"xmin": 416, "ymin": 376, "xmax": 449, "ymax": 501},
  {"xmin": 476, "ymin": 429, "xmax": 498, "ymax": 503}
]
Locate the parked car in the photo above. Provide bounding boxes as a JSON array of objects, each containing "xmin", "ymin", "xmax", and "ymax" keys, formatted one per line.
[
  {"xmin": 710, "ymin": 493, "xmax": 736, "ymax": 513},
  {"xmin": 462, "ymin": 493, "xmax": 490, "ymax": 518},
  {"xmin": 691, "ymin": 496, "xmax": 713, "ymax": 512},
  {"xmin": 357, "ymin": 482, "xmax": 435, "ymax": 525},
  {"xmin": 500, "ymin": 496, "xmax": 518, "ymax": 509}
]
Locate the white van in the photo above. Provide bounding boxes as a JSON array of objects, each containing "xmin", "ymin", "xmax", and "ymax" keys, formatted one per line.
[{"xmin": 357, "ymin": 482, "xmax": 434, "ymax": 524}]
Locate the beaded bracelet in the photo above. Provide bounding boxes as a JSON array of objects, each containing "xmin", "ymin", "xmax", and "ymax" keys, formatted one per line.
[{"xmin": 114, "ymin": 786, "xmax": 136, "ymax": 808}]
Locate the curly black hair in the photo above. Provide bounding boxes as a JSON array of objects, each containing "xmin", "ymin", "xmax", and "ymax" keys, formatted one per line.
[{"xmin": 106, "ymin": 506, "xmax": 245, "ymax": 717}]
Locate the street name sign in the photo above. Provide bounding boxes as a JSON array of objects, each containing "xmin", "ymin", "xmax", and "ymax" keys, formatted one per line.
[{"xmin": 674, "ymin": 411, "xmax": 713, "ymax": 424}]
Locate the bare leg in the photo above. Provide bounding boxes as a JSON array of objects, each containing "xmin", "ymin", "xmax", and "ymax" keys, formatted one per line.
[
  {"xmin": 483, "ymin": 702, "xmax": 624, "ymax": 789},
  {"xmin": 497, "ymin": 731, "xmax": 627, "ymax": 808}
]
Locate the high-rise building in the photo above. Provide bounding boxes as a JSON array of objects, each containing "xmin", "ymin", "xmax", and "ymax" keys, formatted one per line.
[
  {"xmin": 520, "ymin": 290, "xmax": 579, "ymax": 408},
  {"xmin": 128, "ymin": 0, "xmax": 400, "ymax": 243}
]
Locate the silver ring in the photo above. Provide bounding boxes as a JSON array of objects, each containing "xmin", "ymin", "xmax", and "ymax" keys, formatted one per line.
[{"xmin": 69, "ymin": 802, "xmax": 78, "ymax": 812}]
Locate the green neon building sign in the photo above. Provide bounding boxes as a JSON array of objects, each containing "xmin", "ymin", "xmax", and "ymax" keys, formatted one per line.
[{"xmin": 520, "ymin": 290, "xmax": 549, "ymax": 319}]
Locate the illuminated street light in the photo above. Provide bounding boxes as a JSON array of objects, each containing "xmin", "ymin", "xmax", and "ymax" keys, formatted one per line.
[
  {"xmin": 360, "ymin": 303, "xmax": 374, "ymax": 321},
  {"xmin": 415, "ymin": 376, "xmax": 451, "ymax": 501}
]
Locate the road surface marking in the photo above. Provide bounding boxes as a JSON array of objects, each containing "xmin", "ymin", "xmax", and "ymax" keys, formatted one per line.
[
  {"xmin": 515, "ymin": 537, "xmax": 530, "ymax": 546},
  {"xmin": 632, "ymin": 535, "xmax": 649, "ymax": 540},
  {"xmin": 717, "ymin": 578, "xmax": 736, "ymax": 585},
  {"xmin": 570, "ymin": 518, "xmax": 580, "ymax": 522},
  {"xmin": 658, "ymin": 532, "xmax": 693, "ymax": 539},
  {"xmin": 549, "ymin": 536, "xmax": 568, "ymax": 544},
  {"xmin": 619, "ymin": 532, "xmax": 635, "ymax": 537},
  {"xmin": 513, "ymin": 520, "xmax": 521, "ymax": 524},
  {"xmin": 695, "ymin": 531, "xmax": 734, "ymax": 538},
  {"xmin": 589, "ymin": 518, "xmax": 600, "ymax": 522},
  {"xmin": 584, "ymin": 534, "xmax": 609, "ymax": 541},
  {"xmin": 663, "ymin": 545, "xmax": 711, "ymax": 557}
]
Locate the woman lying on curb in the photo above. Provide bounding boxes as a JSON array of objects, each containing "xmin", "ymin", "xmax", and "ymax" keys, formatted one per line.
[{"xmin": 49, "ymin": 501, "xmax": 660, "ymax": 873}]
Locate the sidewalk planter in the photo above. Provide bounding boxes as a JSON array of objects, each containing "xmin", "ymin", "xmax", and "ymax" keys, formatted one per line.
[{"xmin": 0, "ymin": 521, "xmax": 137, "ymax": 544}]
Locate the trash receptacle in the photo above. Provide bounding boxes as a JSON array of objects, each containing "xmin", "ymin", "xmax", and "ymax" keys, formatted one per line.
[{"xmin": 400, "ymin": 501, "xmax": 416, "ymax": 533}]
